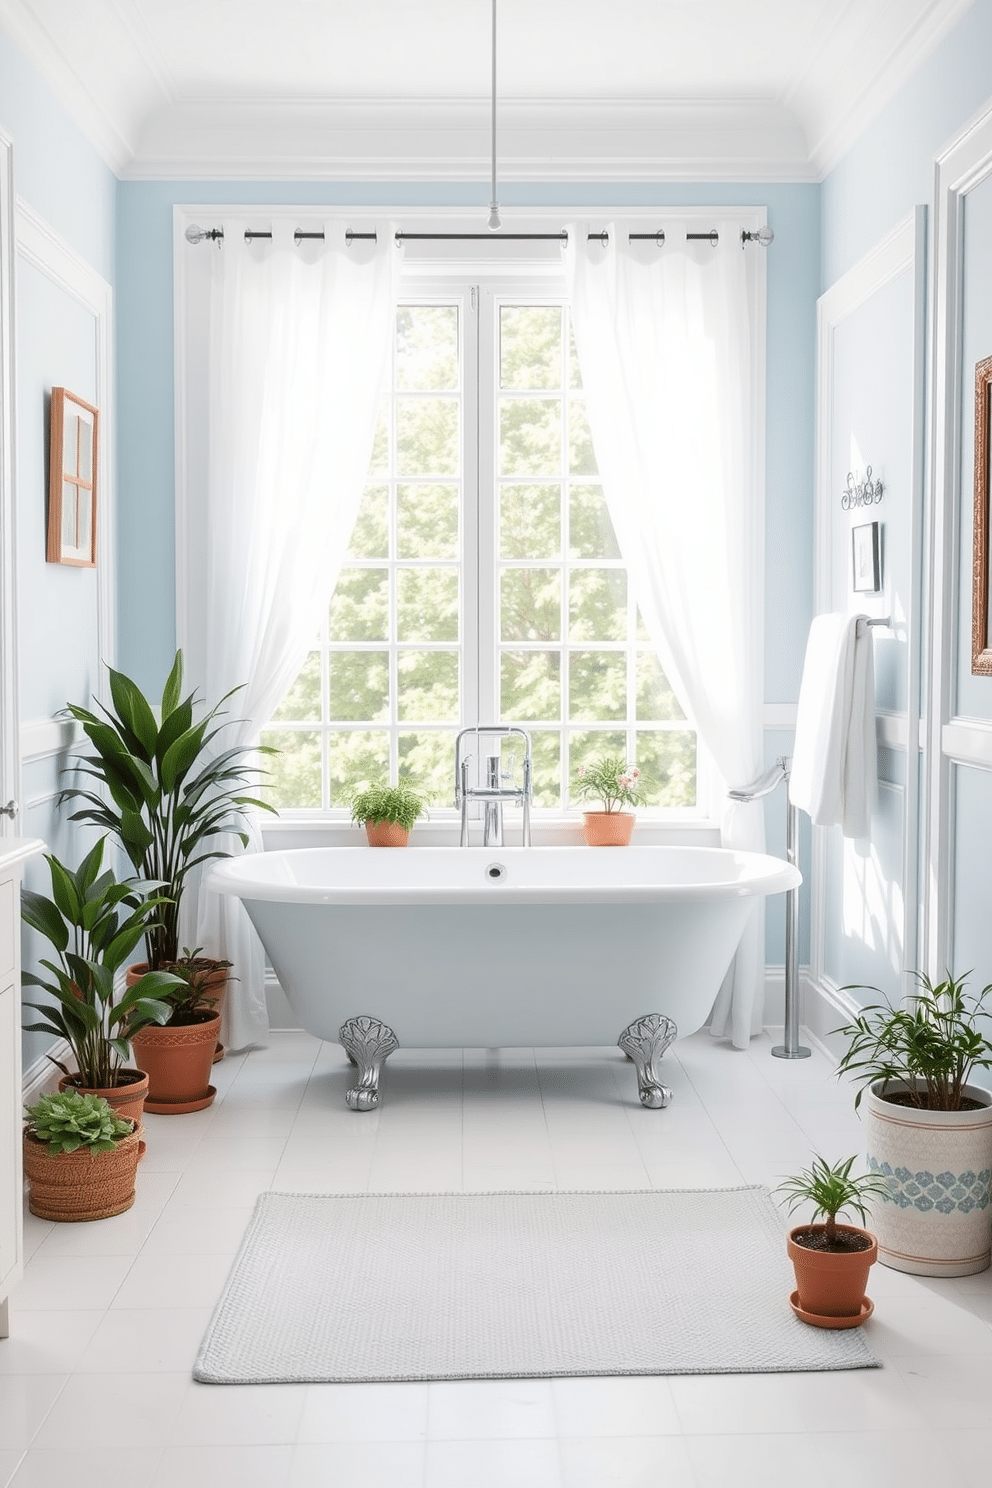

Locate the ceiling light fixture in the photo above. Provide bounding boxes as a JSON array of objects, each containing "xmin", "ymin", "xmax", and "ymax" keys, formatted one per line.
[{"xmin": 487, "ymin": 0, "xmax": 501, "ymax": 231}]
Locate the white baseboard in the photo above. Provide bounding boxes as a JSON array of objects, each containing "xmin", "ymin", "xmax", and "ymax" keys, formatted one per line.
[{"xmin": 762, "ymin": 966, "xmax": 848, "ymax": 1062}]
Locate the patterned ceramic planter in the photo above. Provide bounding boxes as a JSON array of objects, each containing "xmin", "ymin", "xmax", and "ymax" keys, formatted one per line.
[{"xmin": 864, "ymin": 1079, "xmax": 992, "ymax": 1276}]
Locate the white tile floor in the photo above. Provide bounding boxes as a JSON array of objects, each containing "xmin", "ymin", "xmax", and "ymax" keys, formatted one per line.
[{"xmin": 4, "ymin": 1028, "xmax": 992, "ymax": 1487}]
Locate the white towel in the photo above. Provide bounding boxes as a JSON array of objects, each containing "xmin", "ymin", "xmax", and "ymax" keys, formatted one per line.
[{"xmin": 789, "ymin": 613, "xmax": 877, "ymax": 838}]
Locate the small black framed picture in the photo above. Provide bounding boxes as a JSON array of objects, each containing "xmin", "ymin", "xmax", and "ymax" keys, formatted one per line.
[{"xmin": 852, "ymin": 521, "xmax": 881, "ymax": 593}]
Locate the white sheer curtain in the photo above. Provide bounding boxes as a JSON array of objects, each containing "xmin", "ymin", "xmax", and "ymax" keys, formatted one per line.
[
  {"xmin": 566, "ymin": 221, "xmax": 766, "ymax": 1047},
  {"xmin": 191, "ymin": 219, "xmax": 399, "ymax": 1049}
]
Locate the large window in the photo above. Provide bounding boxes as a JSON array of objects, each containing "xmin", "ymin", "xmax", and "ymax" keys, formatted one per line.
[{"xmin": 262, "ymin": 281, "xmax": 697, "ymax": 815}]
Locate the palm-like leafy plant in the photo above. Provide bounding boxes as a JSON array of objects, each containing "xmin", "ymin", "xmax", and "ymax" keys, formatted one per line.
[
  {"xmin": 59, "ymin": 651, "xmax": 274, "ymax": 969},
  {"xmin": 834, "ymin": 972, "xmax": 992, "ymax": 1112},
  {"xmin": 21, "ymin": 839, "xmax": 184, "ymax": 1089},
  {"xmin": 776, "ymin": 1155, "xmax": 891, "ymax": 1247}
]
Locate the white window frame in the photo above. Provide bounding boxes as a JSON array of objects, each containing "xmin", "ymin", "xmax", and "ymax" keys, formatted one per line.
[{"xmin": 175, "ymin": 204, "xmax": 768, "ymax": 846}]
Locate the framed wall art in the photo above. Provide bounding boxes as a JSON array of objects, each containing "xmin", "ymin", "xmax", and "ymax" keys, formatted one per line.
[
  {"xmin": 852, "ymin": 520, "xmax": 881, "ymax": 593},
  {"xmin": 47, "ymin": 387, "xmax": 98, "ymax": 567}
]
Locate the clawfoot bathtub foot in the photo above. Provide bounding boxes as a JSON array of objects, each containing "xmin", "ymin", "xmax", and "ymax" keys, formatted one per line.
[
  {"xmin": 339, "ymin": 1016, "xmax": 399, "ymax": 1111},
  {"xmin": 618, "ymin": 1014, "xmax": 677, "ymax": 1109}
]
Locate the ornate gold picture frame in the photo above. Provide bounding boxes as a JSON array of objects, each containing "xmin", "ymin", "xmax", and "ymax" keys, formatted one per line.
[{"xmin": 47, "ymin": 387, "xmax": 98, "ymax": 567}]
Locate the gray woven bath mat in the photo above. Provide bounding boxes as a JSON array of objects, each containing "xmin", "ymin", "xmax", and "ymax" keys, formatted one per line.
[{"xmin": 194, "ymin": 1186, "xmax": 879, "ymax": 1383}]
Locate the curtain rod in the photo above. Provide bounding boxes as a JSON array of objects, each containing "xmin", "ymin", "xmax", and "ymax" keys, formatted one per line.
[{"xmin": 185, "ymin": 225, "xmax": 774, "ymax": 248}]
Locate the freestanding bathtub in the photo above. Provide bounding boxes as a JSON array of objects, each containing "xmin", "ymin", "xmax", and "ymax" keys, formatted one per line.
[{"xmin": 207, "ymin": 845, "xmax": 800, "ymax": 1111}]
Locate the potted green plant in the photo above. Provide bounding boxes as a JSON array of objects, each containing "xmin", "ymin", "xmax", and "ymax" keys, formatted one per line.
[
  {"xmin": 128, "ymin": 947, "xmax": 230, "ymax": 1114},
  {"xmin": 349, "ymin": 782, "xmax": 427, "ymax": 846},
  {"xmin": 22, "ymin": 1088, "xmax": 145, "ymax": 1222},
  {"xmin": 573, "ymin": 756, "xmax": 645, "ymax": 845},
  {"xmin": 776, "ymin": 1154, "xmax": 890, "ymax": 1327},
  {"xmin": 21, "ymin": 839, "xmax": 185, "ymax": 1124},
  {"xmin": 834, "ymin": 971, "xmax": 992, "ymax": 1276},
  {"xmin": 59, "ymin": 649, "xmax": 275, "ymax": 972}
]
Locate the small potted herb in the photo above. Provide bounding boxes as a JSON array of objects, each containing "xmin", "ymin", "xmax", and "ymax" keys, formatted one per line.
[
  {"xmin": 833, "ymin": 972, "xmax": 992, "ymax": 1277},
  {"xmin": 23, "ymin": 1089, "xmax": 145, "ymax": 1222},
  {"xmin": 776, "ymin": 1155, "xmax": 890, "ymax": 1326},
  {"xmin": 348, "ymin": 782, "xmax": 427, "ymax": 846},
  {"xmin": 573, "ymin": 755, "xmax": 645, "ymax": 845}
]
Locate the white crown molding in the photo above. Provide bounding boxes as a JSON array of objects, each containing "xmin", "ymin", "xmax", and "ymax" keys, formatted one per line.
[
  {"xmin": 0, "ymin": 0, "xmax": 143, "ymax": 174},
  {"xmin": 803, "ymin": 0, "xmax": 973, "ymax": 178},
  {"xmin": 127, "ymin": 97, "xmax": 817, "ymax": 183},
  {"xmin": 1, "ymin": 0, "xmax": 973, "ymax": 183}
]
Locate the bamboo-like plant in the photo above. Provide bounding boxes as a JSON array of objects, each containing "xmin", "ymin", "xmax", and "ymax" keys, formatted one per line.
[
  {"xmin": 776, "ymin": 1155, "xmax": 891, "ymax": 1248},
  {"xmin": 21, "ymin": 839, "xmax": 184, "ymax": 1089},
  {"xmin": 59, "ymin": 650, "xmax": 275, "ymax": 969},
  {"xmin": 834, "ymin": 972, "xmax": 992, "ymax": 1112}
]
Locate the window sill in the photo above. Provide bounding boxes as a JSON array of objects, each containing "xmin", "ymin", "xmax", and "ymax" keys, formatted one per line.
[{"xmin": 261, "ymin": 814, "xmax": 722, "ymax": 850}]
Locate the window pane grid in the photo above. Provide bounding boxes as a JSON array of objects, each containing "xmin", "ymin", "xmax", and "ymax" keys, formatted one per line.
[
  {"xmin": 264, "ymin": 287, "xmax": 697, "ymax": 817},
  {"xmin": 493, "ymin": 298, "xmax": 695, "ymax": 812}
]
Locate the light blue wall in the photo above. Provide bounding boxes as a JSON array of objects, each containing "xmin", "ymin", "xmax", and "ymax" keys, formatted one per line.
[
  {"xmin": 15, "ymin": 259, "xmax": 100, "ymax": 722},
  {"xmin": 0, "ymin": 31, "xmax": 115, "ymax": 282},
  {"xmin": 0, "ymin": 29, "xmax": 116, "ymax": 1071},
  {"xmin": 817, "ymin": 253, "xmax": 921, "ymax": 999},
  {"xmin": 822, "ymin": 0, "xmax": 992, "ymax": 288},
  {"xmin": 819, "ymin": 0, "xmax": 992, "ymax": 1002}
]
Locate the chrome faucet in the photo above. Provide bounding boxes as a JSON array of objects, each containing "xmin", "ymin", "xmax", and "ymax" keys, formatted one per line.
[{"xmin": 455, "ymin": 726, "xmax": 532, "ymax": 847}]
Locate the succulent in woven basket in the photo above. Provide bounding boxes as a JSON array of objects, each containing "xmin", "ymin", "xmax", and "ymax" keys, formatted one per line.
[{"xmin": 24, "ymin": 1089, "xmax": 135, "ymax": 1155}]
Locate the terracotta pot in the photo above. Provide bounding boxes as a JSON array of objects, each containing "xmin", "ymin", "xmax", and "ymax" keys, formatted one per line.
[
  {"xmin": 364, "ymin": 821, "xmax": 410, "ymax": 847},
  {"xmin": 128, "ymin": 960, "xmax": 229, "ymax": 1064},
  {"xmin": 581, "ymin": 811, "xmax": 635, "ymax": 847},
  {"xmin": 23, "ymin": 1123, "xmax": 145, "ymax": 1222},
  {"xmin": 129, "ymin": 1011, "xmax": 221, "ymax": 1114},
  {"xmin": 863, "ymin": 1078, "xmax": 992, "ymax": 1276},
  {"xmin": 58, "ymin": 1068, "xmax": 149, "ymax": 1127},
  {"xmin": 787, "ymin": 1223, "xmax": 877, "ymax": 1322}
]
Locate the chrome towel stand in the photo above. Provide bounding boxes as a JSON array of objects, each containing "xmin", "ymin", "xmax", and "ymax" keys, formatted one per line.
[
  {"xmin": 731, "ymin": 614, "xmax": 890, "ymax": 1059},
  {"xmin": 729, "ymin": 757, "xmax": 808, "ymax": 1059}
]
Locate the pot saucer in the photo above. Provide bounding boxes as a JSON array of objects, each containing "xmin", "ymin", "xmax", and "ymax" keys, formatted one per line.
[
  {"xmin": 143, "ymin": 1085, "xmax": 217, "ymax": 1116},
  {"xmin": 789, "ymin": 1290, "xmax": 874, "ymax": 1329}
]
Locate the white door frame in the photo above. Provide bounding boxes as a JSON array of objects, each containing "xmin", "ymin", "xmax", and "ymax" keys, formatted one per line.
[
  {"xmin": 0, "ymin": 130, "xmax": 19, "ymax": 839},
  {"xmin": 926, "ymin": 99, "xmax": 992, "ymax": 976}
]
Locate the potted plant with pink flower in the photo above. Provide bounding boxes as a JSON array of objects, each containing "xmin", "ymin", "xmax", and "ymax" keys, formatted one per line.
[{"xmin": 574, "ymin": 754, "xmax": 645, "ymax": 846}]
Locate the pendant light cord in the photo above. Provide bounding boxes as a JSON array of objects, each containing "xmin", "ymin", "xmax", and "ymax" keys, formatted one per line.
[{"xmin": 488, "ymin": 0, "xmax": 501, "ymax": 230}]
